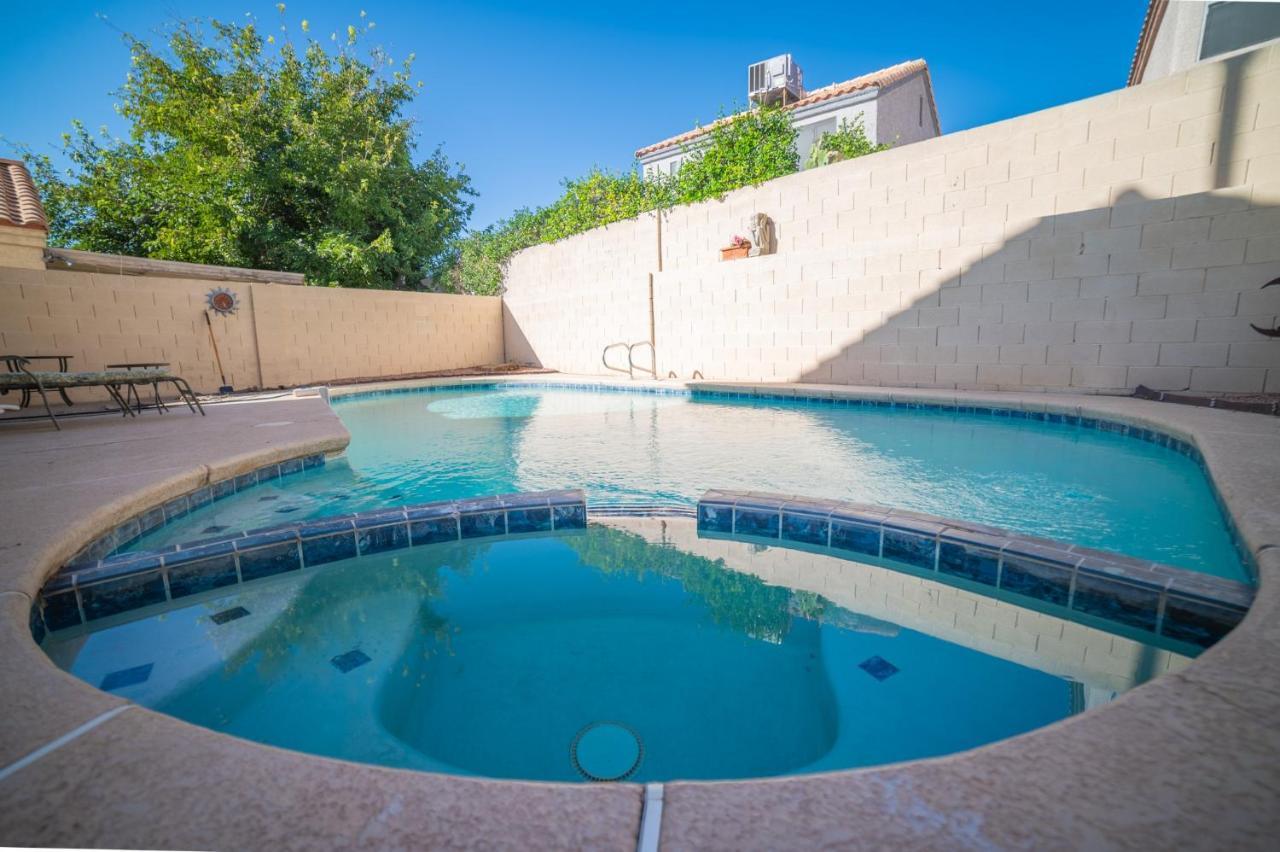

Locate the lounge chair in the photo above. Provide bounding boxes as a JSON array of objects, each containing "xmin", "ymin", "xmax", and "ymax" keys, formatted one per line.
[{"xmin": 0, "ymin": 356, "xmax": 205, "ymax": 430}]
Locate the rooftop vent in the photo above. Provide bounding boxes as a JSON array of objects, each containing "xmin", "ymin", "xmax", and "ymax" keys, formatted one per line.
[{"xmin": 748, "ymin": 54, "xmax": 804, "ymax": 106}]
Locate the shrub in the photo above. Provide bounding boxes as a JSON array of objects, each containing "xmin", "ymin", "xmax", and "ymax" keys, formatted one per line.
[
  {"xmin": 804, "ymin": 115, "xmax": 890, "ymax": 169},
  {"xmin": 446, "ymin": 106, "xmax": 804, "ymax": 294},
  {"xmin": 669, "ymin": 105, "xmax": 798, "ymax": 203}
]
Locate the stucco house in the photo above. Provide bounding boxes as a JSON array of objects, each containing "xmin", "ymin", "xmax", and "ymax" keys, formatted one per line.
[
  {"xmin": 636, "ymin": 56, "xmax": 940, "ymax": 177},
  {"xmin": 1128, "ymin": 0, "xmax": 1280, "ymax": 84}
]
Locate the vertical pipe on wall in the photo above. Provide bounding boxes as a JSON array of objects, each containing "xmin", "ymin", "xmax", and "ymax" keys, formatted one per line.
[
  {"xmin": 655, "ymin": 209, "xmax": 663, "ymax": 273},
  {"xmin": 648, "ymin": 272, "xmax": 657, "ymax": 377},
  {"xmin": 247, "ymin": 283, "xmax": 266, "ymax": 391},
  {"xmin": 652, "ymin": 210, "xmax": 662, "ymax": 376}
]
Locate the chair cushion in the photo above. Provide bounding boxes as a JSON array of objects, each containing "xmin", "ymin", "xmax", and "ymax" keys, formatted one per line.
[{"xmin": 0, "ymin": 369, "xmax": 172, "ymax": 389}]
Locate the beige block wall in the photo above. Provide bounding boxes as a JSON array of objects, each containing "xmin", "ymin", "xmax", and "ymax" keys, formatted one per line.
[
  {"xmin": 0, "ymin": 267, "xmax": 504, "ymax": 395},
  {"xmin": 251, "ymin": 283, "xmax": 503, "ymax": 387},
  {"xmin": 0, "ymin": 226, "xmax": 46, "ymax": 271},
  {"xmin": 503, "ymin": 45, "xmax": 1280, "ymax": 393},
  {"xmin": 503, "ymin": 215, "xmax": 654, "ymax": 371}
]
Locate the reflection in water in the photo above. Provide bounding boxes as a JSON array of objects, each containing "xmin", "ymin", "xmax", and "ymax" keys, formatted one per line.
[
  {"xmin": 377, "ymin": 530, "xmax": 843, "ymax": 781},
  {"xmin": 560, "ymin": 522, "xmax": 899, "ymax": 645},
  {"xmin": 602, "ymin": 516, "xmax": 1195, "ymax": 696},
  {"xmin": 45, "ymin": 522, "xmax": 1188, "ymax": 782},
  {"xmin": 123, "ymin": 387, "xmax": 1244, "ymax": 579}
]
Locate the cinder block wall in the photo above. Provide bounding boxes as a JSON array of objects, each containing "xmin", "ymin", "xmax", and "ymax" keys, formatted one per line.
[
  {"xmin": 502, "ymin": 215, "xmax": 654, "ymax": 371},
  {"xmin": 0, "ymin": 267, "xmax": 504, "ymax": 394},
  {"xmin": 503, "ymin": 46, "xmax": 1280, "ymax": 393}
]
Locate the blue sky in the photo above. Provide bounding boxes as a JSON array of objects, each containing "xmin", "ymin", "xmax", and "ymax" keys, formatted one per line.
[{"xmin": 3, "ymin": 1, "xmax": 1149, "ymax": 230}]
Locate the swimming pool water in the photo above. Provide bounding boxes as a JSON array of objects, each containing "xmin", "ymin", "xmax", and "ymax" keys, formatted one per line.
[
  {"xmin": 131, "ymin": 386, "xmax": 1245, "ymax": 581},
  {"xmin": 48, "ymin": 523, "xmax": 1182, "ymax": 782}
]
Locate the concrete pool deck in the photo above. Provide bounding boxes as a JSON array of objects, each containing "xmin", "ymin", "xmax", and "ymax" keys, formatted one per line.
[{"xmin": 0, "ymin": 376, "xmax": 1277, "ymax": 849}]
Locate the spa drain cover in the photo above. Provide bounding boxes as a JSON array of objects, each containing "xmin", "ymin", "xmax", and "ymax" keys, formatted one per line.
[{"xmin": 570, "ymin": 722, "xmax": 643, "ymax": 782}]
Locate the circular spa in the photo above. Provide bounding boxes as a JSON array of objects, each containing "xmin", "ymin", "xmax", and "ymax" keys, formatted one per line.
[{"xmin": 34, "ymin": 384, "xmax": 1254, "ymax": 784}]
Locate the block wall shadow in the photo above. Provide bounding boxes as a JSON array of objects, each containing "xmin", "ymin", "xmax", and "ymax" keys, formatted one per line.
[
  {"xmin": 793, "ymin": 187, "xmax": 1278, "ymax": 394},
  {"xmin": 797, "ymin": 49, "xmax": 1278, "ymax": 393}
]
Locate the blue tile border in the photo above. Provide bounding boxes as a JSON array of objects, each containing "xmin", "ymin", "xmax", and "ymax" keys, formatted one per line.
[
  {"xmin": 35, "ymin": 490, "xmax": 587, "ymax": 635},
  {"xmin": 330, "ymin": 380, "xmax": 1255, "ymax": 583},
  {"xmin": 696, "ymin": 489, "xmax": 1253, "ymax": 650},
  {"xmin": 63, "ymin": 452, "xmax": 329, "ymax": 570}
]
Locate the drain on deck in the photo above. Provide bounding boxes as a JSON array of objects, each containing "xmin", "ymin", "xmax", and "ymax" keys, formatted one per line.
[{"xmin": 570, "ymin": 721, "xmax": 643, "ymax": 782}]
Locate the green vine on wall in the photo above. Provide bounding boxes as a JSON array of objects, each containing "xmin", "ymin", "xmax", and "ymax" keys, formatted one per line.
[
  {"xmin": 440, "ymin": 105, "xmax": 890, "ymax": 296},
  {"xmin": 804, "ymin": 116, "xmax": 890, "ymax": 169}
]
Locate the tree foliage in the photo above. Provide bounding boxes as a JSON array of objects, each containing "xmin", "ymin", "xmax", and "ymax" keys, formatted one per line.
[
  {"xmin": 668, "ymin": 105, "xmax": 797, "ymax": 203},
  {"xmin": 447, "ymin": 104, "xmax": 890, "ymax": 296},
  {"xmin": 433, "ymin": 168, "xmax": 673, "ymax": 295},
  {"xmin": 804, "ymin": 115, "xmax": 890, "ymax": 169},
  {"xmin": 24, "ymin": 12, "xmax": 472, "ymax": 288}
]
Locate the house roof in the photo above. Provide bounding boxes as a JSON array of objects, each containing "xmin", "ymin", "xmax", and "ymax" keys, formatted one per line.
[
  {"xmin": 0, "ymin": 158, "xmax": 48, "ymax": 231},
  {"xmin": 635, "ymin": 59, "xmax": 935, "ymax": 159},
  {"xmin": 1127, "ymin": 0, "xmax": 1169, "ymax": 86}
]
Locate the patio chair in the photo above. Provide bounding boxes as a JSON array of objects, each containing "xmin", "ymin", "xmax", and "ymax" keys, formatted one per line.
[{"xmin": 0, "ymin": 357, "xmax": 205, "ymax": 430}]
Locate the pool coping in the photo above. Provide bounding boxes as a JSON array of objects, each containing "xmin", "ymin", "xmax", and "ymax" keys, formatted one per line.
[
  {"xmin": 1, "ymin": 376, "xmax": 1278, "ymax": 849},
  {"xmin": 33, "ymin": 487, "xmax": 1249, "ymax": 653},
  {"xmin": 35, "ymin": 490, "xmax": 589, "ymax": 635}
]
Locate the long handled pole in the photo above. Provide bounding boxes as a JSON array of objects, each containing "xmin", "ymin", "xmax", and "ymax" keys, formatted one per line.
[{"xmin": 204, "ymin": 310, "xmax": 232, "ymax": 393}]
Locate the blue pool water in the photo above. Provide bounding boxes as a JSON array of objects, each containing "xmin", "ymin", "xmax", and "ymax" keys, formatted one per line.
[
  {"xmin": 47, "ymin": 523, "xmax": 1174, "ymax": 782},
  {"xmin": 132, "ymin": 385, "xmax": 1245, "ymax": 581}
]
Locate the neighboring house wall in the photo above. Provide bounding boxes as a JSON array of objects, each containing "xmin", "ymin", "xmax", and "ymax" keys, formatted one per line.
[
  {"xmin": 642, "ymin": 152, "xmax": 687, "ymax": 178},
  {"xmin": 0, "ymin": 266, "xmax": 505, "ymax": 393},
  {"xmin": 640, "ymin": 68, "xmax": 939, "ymax": 177},
  {"xmin": 790, "ymin": 91, "xmax": 879, "ymax": 163},
  {"xmin": 503, "ymin": 45, "xmax": 1280, "ymax": 394},
  {"xmin": 875, "ymin": 73, "xmax": 941, "ymax": 147},
  {"xmin": 1135, "ymin": 2, "xmax": 1280, "ymax": 85},
  {"xmin": 1141, "ymin": 1, "xmax": 1208, "ymax": 84}
]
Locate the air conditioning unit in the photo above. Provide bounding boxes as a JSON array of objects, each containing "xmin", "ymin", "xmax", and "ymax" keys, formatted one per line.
[{"xmin": 748, "ymin": 54, "xmax": 804, "ymax": 106}]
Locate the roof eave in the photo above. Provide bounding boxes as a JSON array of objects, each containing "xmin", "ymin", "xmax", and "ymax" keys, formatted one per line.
[
  {"xmin": 635, "ymin": 59, "xmax": 931, "ymax": 160},
  {"xmin": 1128, "ymin": 0, "xmax": 1168, "ymax": 86}
]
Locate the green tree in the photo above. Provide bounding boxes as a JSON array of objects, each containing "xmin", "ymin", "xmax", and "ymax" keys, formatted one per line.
[
  {"xmin": 671, "ymin": 105, "xmax": 798, "ymax": 202},
  {"xmin": 23, "ymin": 12, "xmax": 472, "ymax": 289},
  {"xmin": 431, "ymin": 207, "xmax": 547, "ymax": 296},
  {"xmin": 540, "ymin": 168, "xmax": 672, "ymax": 241},
  {"xmin": 804, "ymin": 115, "xmax": 890, "ymax": 169},
  {"xmin": 435, "ymin": 169, "xmax": 673, "ymax": 296}
]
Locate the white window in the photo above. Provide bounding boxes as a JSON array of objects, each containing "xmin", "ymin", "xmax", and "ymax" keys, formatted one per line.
[{"xmin": 1200, "ymin": 1, "xmax": 1280, "ymax": 60}]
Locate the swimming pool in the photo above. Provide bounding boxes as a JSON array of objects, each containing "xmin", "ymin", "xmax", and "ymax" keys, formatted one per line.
[
  {"xmin": 123, "ymin": 384, "xmax": 1246, "ymax": 581},
  {"xmin": 43, "ymin": 518, "xmax": 1190, "ymax": 783}
]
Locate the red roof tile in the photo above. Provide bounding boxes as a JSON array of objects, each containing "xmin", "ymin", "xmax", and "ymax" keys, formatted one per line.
[
  {"xmin": 0, "ymin": 158, "xmax": 48, "ymax": 231},
  {"xmin": 636, "ymin": 59, "xmax": 933, "ymax": 158}
]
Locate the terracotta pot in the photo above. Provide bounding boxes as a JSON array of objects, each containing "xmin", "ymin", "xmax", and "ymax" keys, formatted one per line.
[{"xmin": 720, "ymin": 245, "xmax": 750, "ymax": 261}]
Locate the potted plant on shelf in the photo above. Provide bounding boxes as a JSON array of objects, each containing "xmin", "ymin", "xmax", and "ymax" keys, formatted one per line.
[{"xmin": 720, "ymin": 235, "xmax": 752, "ymax": 261}]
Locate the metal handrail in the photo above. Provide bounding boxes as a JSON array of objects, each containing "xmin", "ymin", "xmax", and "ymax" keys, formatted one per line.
[
  {"xmin": 628, "ymin": 341, "xmax": 657, "ymax": 379},
  {"xmin": 602, "ymin": 342, "xmax": 633, "ymax": 377},
  {"xmin": 602, "ymin": 341, "xmax": 657, "ymax": 380}
]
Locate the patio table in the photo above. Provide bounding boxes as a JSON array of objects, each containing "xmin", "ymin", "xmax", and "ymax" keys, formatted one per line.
[{"xmin": 2, "ymin": 355, "xmax": 75, "ymax": 407}]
